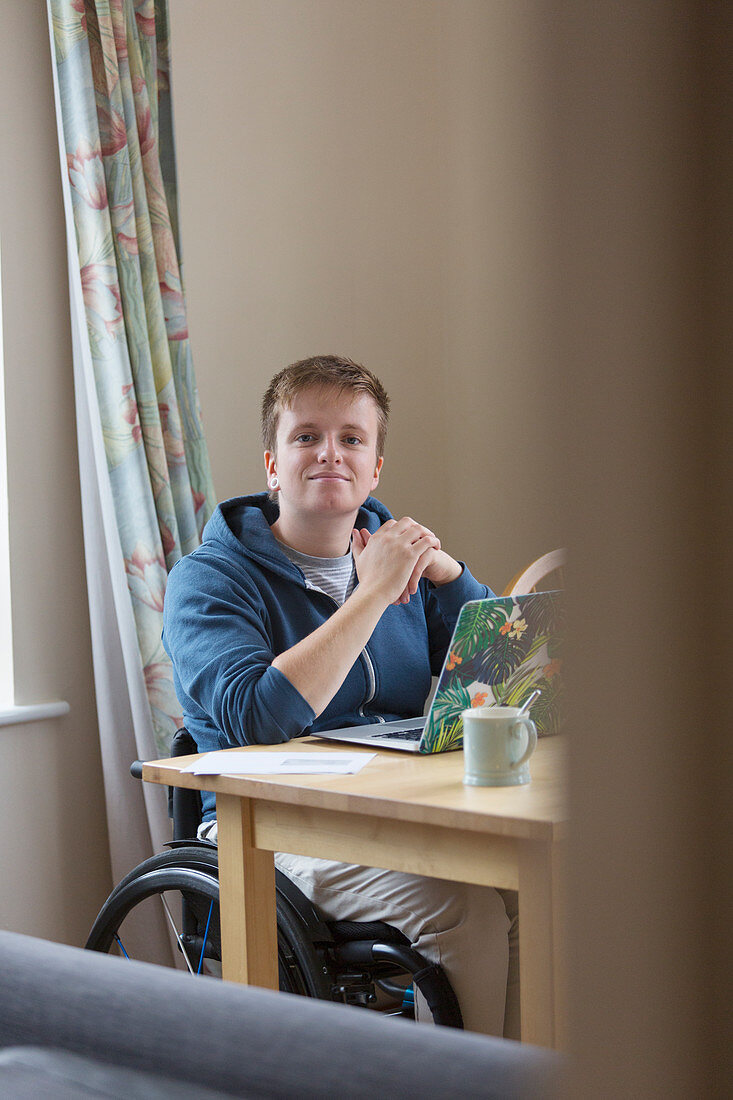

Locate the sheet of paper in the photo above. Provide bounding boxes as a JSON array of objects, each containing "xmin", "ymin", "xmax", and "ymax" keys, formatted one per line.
[{"xmin": 181, "ymin": 751, "xmax": 375, "ymax": 776}]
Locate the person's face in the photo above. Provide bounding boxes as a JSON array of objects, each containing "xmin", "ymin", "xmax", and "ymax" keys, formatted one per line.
[{"xmin": 264, "ymin": 386, "xmax": 383, "ymax": 521}]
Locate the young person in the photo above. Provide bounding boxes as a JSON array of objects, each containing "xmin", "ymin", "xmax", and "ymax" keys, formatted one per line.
[{"xmin": 162, "ymin": 355, "xmax": 519, "ymax": 1036}]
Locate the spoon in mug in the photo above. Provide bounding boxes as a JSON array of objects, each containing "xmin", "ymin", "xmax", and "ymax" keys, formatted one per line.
[{"xmin": 517, "ymin": 689, "xmax": 541, "ymax": 716}]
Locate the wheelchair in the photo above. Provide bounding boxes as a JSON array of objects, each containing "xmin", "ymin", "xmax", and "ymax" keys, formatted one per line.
[{"xmin": 85, "ymin": 730, "xmax": 463, "ymax": 1028}]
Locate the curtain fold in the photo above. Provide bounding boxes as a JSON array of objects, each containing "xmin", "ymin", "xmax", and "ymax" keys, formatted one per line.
[{"xmin": 48, "ymin": 0, "xmax": 216, "ymax": 908}]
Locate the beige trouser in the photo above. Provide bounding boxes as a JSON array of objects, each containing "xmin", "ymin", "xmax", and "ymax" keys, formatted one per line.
[{"xmin": 199, "ymin": 822, "xmax": 519, "ymax": 1037}]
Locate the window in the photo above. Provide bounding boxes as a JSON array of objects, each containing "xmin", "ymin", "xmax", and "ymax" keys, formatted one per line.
[
  {"xmin": 0, "ymin": 239, "xmax": 68, "ymax": 726},
  {"xmin": 0, "ymin": 239, "xmax": 13, "ymax": 708}
]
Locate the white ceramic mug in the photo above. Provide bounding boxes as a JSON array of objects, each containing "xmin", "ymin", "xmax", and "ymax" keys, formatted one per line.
[{"xmin": 461, "ymin": 705, "xmax": 538, "ymax": 787}]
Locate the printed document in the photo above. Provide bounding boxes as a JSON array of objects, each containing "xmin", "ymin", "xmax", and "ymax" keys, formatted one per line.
[{"xmin": 181, "ymin": 751, "xmax": 375, "ymax": 776}]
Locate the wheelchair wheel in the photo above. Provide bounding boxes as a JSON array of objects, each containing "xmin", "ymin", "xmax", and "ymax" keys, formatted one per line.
[
  {"xmin": 86, "ymin": 858, "xmax": 222, "ymax": 977},
  {"xmin": 86, "ymin": 847, "xmax": 330, "ymax": 994}
]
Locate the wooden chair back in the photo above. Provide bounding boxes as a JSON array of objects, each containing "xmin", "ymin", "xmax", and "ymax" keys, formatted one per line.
[{"xmin": 502, "ymin": 548, "xmax": 567, "ymax": 597}]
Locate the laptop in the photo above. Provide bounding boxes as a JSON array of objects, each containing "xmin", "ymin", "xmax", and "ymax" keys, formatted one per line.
[{"xmin": 311, "ymin": 591, "xmax": 565, "ymax": 753}]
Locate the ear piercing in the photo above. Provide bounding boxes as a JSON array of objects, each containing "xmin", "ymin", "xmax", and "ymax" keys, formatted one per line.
[{"xmin": 269, "ymin": 475, "xmax": 280, "ymax": 490}]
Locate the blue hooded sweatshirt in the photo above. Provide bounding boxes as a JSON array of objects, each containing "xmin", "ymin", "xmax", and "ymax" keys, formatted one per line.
[{"xmin": 162, "ymin": 493, "xmax": 492, "ymax": 820}]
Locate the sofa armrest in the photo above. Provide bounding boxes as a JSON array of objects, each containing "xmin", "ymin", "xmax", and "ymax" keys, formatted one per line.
[{"xmin": 0, "ymin": 930, "xmax": 562, "ymax": 1098}]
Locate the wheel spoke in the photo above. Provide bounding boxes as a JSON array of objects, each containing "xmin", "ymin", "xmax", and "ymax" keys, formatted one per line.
[
  {"xmin": 114, "ymin": 934, "xmax": 130, "ymax": 959},
  {"xmin": 197, "ymin": 899, "xmax": 215, "ymax": 975},
  {"xmin": 160, "ymin": 891, "xmax": 195, "ymax": 974}
]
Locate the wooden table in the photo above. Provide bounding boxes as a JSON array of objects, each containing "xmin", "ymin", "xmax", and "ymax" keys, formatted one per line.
[{"xmin": 143, "ymin": 735, "xmax": 567, "ymax": 1049}]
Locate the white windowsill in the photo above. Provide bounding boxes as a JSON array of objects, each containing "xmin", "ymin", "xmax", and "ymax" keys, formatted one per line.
[{"xmin": 0, "ymin": 701, "xmax": 70, "ymax": 728}]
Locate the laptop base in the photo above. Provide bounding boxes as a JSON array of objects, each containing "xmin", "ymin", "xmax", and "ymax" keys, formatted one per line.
[{"xmin": 310, "ymin": 717, "xmax": 426, "ymax": 753}]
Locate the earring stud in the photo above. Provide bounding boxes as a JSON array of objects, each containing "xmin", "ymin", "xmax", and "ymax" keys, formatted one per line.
[{"xmin": 269, "ymin": 475, "xmax": 279, "ymax": 490}]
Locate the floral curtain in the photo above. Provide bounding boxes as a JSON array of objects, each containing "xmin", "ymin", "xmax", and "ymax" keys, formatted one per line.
[
  {"xmin": 48, "ymin": 0, "xmax": 215, "ymax": 925},
  {"xmin": 49, "ymin": 0, "xmax": 216, "ymax": 759}
]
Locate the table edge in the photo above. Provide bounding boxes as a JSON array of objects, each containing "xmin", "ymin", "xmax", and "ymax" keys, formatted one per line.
[{"xmin": 142, "ymin": 757, "xmax": 566, "ymax": 843}]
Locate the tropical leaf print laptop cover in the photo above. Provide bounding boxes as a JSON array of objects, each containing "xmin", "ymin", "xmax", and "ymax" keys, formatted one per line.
[{"xmin": 419, "ymin": 592, "xmax": 565, "ymax": 754}]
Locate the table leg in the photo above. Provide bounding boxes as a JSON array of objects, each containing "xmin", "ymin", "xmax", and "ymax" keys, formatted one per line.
[
  {"xmin": 517, "ymin": 838, "xmax": 566, "ymax": 1049},
  {"xmin": 216, "ymin": 793, "xmax": 278, "ymax": 988}
]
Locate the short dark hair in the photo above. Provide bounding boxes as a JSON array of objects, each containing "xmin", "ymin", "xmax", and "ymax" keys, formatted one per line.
[{"xmin": 261, "ymin": 355, "xmax": 390, "ymax": 457}]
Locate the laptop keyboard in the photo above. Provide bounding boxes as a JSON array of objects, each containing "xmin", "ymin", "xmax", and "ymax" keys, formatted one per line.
[{"xmin": 370, "ymin": 727, "xmax": 424, "ymax": 742}]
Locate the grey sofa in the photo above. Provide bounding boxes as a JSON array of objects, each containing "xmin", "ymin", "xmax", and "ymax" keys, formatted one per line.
[{"xmin": 0, "ymin": 929, "xmax": 561, "ymax": 1098}]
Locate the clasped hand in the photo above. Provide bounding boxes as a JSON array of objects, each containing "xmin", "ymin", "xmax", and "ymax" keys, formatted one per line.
[{"xmin": 351, "ymin": 517, "xmax": 461, "ymax": 606}]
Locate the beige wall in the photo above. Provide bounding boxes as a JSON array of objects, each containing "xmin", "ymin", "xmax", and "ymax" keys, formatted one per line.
[
  {"xmin": 0, "ymin": 1, "xmax": 111, "ymax": 942},
  {"xmin": 170, "ymin": 0, "xmax": 563, "ymax": 591}
]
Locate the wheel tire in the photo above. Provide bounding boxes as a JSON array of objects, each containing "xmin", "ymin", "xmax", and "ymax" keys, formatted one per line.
[{"xmin": 103, "ymin": 846, "xmax": 220, "ymax": 904}]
